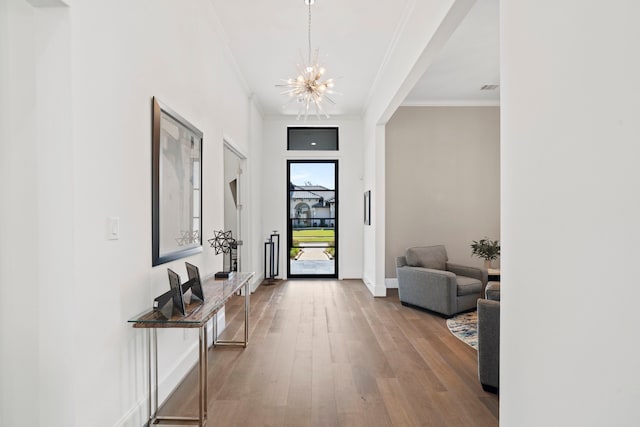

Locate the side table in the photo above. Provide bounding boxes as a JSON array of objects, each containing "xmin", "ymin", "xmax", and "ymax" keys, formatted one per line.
[{"xmin": 487, "ymin": 268, "xmax": 500, "ymax": 282}]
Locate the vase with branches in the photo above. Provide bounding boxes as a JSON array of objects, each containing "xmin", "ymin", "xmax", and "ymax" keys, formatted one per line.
[{"xmin": 470, "ymin": 237, "xmax": 500, "ymax": 268}]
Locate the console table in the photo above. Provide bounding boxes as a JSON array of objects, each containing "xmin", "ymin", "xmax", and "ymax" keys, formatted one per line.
[{"xmin": 129, "ymin": 271, "xmax": 254, "ymax": 426}]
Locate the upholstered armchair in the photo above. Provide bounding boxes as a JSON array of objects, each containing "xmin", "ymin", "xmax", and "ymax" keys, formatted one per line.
[
  {"xmin": 395, "ymin": 245, "xmax": 487, "ymax": 317},
  {"xmin": 477, "ymin": 282, "xmax": 500, "ymax": 393}
]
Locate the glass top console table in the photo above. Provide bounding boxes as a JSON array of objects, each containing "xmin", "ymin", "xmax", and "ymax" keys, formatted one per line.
[{"xmin": 129, "ymin": 271, "xmax": 254, "ymax": 426}]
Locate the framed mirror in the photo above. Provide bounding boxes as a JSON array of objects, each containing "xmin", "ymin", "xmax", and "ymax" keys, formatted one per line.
[{"xmin": 152, "ymin": 97, "xmax": 203, "ymax": 266}]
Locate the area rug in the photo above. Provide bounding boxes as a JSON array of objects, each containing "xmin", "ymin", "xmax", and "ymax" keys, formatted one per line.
[{"xmin": 446, "ymin": 311, "xmax": 478, "ymax": 350}]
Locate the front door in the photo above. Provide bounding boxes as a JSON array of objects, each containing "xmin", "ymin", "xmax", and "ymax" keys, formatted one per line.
[{"xmin": 287, "ymin": 160, "xmax": 338, "ymax": 278}]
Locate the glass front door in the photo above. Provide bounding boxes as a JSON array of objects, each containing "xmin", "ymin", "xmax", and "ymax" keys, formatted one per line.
[{"xmin": 287, "ymin": 160, "xmax": 338, "ymax": 278}]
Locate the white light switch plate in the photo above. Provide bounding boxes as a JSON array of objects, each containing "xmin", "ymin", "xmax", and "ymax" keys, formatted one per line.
[{"xmin": 107, "ymin": 217, "xmax": 119, "ymax": 240}]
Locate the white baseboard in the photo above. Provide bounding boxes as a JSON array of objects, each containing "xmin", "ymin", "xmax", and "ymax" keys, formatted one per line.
[
  {"xmin": 115, "ymin": 341, "xmax": 198, "ymax": 427},
  {"xmin": 215, "ymin": 308, "xmax": 225, "ymax": 335},
  {"xmin": 385, "ymin": 278, "xmax": 398, "ymax": 289},
  {"xmin": 251, "ymin": 273, "xmax": 265, "ymax": 292},
  {"xmin": 114, "ymin": 396, "xmax": 146, "ymax": 427},
  {"xmin": 362, "ymin": 275, "xmax": 375, "ymax": 296}
]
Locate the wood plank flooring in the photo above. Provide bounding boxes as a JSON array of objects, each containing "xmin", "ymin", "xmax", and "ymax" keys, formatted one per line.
[{"xmin": 159, "ymin": 279, "xmax": 499, "ymax": 426}]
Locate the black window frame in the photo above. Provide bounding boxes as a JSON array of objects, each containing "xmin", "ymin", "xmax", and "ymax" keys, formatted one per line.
[
  {"xmin": 287, "ymin": 159, "xmax": 339, "ymax": 279},
  {"xmin": 287, "ymin": 126, "xmax": 339, "ymax": 151}
]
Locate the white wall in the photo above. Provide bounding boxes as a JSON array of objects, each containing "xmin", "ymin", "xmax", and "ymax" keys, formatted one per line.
[
  {"xmin": 1, "ymin": 1, "xmax": 263, "ymax": 426},
  {"xmin": 362, "ymin": 0, "xmax": 476, "ymax": 296},
  {"xmin": 0, "ymin": 1, "xmax": 41, "ymax": 426},
  {"xmin": 246, "ymin": 98, "xmax": 264, "ymax": 290},
  {"xmin": 385, "ymin": 106, "xmax": 500, "ymax": 279},
  {"xmin": 1, "ymin": 2, "xmax": 75, "ymax": 425},
  {"xmin": 502, "ymin": 1, "xmax": 640, "ymax": 425},
  {"xmin": 260, "ymin": 116, "xmax": 364, "ymax": 280},
  {"xmin": 361, "ymin": 124, "xmax": 387, "ymax": 296}
]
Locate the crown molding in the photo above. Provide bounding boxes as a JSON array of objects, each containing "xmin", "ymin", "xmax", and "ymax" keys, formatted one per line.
[
  {"xmin": 207, "ymin": 0, "xmax": 265, "ymax": 116},
  {"xmin": 262, "ymin": 113, "xmax": 364, "ymax": 122},
  {"xmin": 26, "ymin": 0, "xmax": 68, "ymax": 7},
  {"xmin": 400, "ymin": 99, "xmax": 500, "ymax": 107},
  {"xmin": 362, "ymin": 0, "xmax": 417, "ymax": 114}
]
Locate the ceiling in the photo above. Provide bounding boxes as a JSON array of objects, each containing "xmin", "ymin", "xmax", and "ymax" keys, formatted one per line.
[
  {"xmin": 210, "ymin": 0, "xmax": 499, "ymax": 118},
  {"xmin": 404, "ymin": 0, "xmax": 499, "ymax": 106}
]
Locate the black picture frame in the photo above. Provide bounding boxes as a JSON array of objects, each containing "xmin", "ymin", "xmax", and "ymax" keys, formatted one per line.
[
  {"xmin": 185, "ymin": 262, "xmax": 205, "ymax": 303},
  {"xmin": 364, "ymin": 190, "xmax": 371, "ymax": 225},
  {"xmin": 167, "ymin": 268, "xmax": 187, "ymax": 316},
  {"xmin": 152, "ymin": 97, "xmax": 203, "ymax": 266}
]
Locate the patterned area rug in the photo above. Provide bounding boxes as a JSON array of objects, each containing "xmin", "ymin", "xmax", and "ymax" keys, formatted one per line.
[{"xmin": 446, "ymin": 311, "xmax": 478, "ymax": 350}]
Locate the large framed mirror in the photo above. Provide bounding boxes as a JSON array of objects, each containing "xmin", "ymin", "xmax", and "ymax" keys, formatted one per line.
[{"xmin": 151, "ymin": 97, "xmax": 203, "ymax": 266}]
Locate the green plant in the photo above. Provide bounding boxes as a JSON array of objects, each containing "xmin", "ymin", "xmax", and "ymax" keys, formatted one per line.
[
  {"xmin": 290, "ymin": 247, "xmax": 301, "ymax": 259},
  {"xmin": 470, "ymin": 238, "xmax": 500, "ymax": 261}
]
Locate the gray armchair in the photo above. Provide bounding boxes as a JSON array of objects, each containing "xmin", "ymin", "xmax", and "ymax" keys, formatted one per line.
[
  {"xmin": 477, "ymin": 282, "xmax": 500, "ymax": 393},
  {"xmin": 395, "ymin": 245, "xmax": 487, "ymax": 317}
]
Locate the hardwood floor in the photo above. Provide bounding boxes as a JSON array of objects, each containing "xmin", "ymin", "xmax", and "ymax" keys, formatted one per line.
[{"xmin": 160, "ymin": 279, "xmax": 499, "ymax": 426}]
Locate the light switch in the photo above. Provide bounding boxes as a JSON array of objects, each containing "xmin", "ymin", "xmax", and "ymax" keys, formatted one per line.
[{"xmin": 107, "ymin": 217, "xmax": 119, "ymax": 240}]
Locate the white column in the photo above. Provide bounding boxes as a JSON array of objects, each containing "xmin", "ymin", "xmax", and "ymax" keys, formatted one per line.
[{"xmin": 501, "ymin": 1, "xmax": 640, "ymax": 425}]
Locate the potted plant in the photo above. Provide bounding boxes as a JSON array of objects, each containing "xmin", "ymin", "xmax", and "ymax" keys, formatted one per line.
[{"xmin": 470, "ymin": 237, "xmax": 500, "ymax": 268}]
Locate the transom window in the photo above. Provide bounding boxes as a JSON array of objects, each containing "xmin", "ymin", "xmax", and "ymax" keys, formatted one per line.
[{"xmin": 287, "ymin": 127, "xmax": 339, "ymax": 151}]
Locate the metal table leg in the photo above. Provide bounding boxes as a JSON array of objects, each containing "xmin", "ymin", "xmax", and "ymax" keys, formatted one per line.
[
  {"xmin": 147, "ymin": 328, "xmax": 153, "ymax": 427},
  {"xmin": 204, "ymin": 325, "xmax": 208, "ymax": 421},
  {"xmin": 213, "ymin": 281, "xmax": 249, "ymax": 347},
  {"xmin": 244, "ymin": 281, "xmax": 249, "ymax": 347},
  {"xmin": 196, "ymin": 324, "xmax": 209, "ymax": 425},
  {"xmin": 149, "ymin": 327, "xmax": 207, "ymax": 426}
]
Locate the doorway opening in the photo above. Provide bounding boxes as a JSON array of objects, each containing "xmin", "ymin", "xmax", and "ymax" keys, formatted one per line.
[
  {"xmin": 287, "ymin": 160, "xmax": 338, "ymax": 278},
  {"xmin": 223, "ymin": 143, "xmax": 244, "ymax": 273}
]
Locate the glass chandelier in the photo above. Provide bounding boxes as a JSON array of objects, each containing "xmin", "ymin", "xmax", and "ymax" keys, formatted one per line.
[{"xmin": 277, "ymin": 0, "xmax": 335, "ymax": 120}]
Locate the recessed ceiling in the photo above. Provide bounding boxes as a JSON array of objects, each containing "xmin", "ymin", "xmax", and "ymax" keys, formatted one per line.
[
  {"xmin": 209, "ymin": 0, "xmax": 499, "ymax": 117},
  {"xmin": 404, "ymin": 0, "xmax": 500, "ymax": 106}
]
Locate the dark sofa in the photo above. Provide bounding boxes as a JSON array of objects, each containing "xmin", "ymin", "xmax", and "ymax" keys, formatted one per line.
[{"xmin": 477, "ymin": 282, "xmax": 500, "ymax": 393}]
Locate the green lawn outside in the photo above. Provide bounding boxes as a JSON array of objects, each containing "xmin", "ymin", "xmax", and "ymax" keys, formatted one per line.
[{"xmin": 292, "ymin": 229, "xmax": 335, "ymax": 243}]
